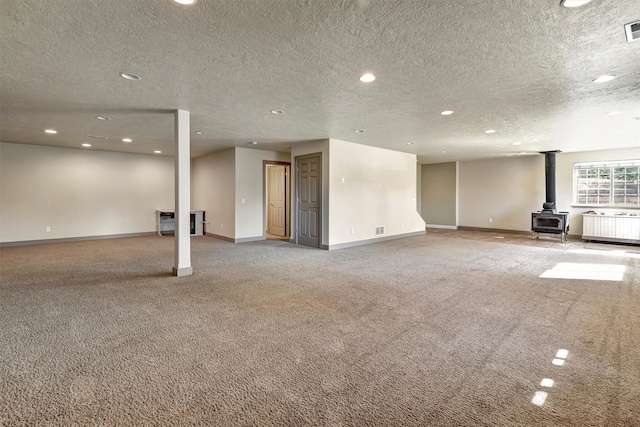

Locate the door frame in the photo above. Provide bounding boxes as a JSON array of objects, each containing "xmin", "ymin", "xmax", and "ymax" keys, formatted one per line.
[
  {"xmin": 263, "ymin": 160, "xmax": 291, "ymax": 239},
  {"xmin": 294, "ymin": 153, "xmax": 322, "ymax": 248}
]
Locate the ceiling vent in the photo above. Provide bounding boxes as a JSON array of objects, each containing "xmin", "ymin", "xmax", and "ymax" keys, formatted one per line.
[{"xmin": 625, "ymin": 20, "xmax": 640, "ymax": 43}]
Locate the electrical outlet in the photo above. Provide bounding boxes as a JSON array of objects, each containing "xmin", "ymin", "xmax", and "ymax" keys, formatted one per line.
[
  {"xmin": 220, "ymin": 224, "xmax": 224, "ymax": 229},
  {"xmin": 241, "ymin": 198, "xmax": 245, "ymax": 204},
  {"xmin": 45, "ymin": 226, "xmax": 51, "ymax": 232},
  {"xmin": 351, "ymin": 227, "xmax": 355, "ymax": 234},
  {"xmin": 489, "ymin": 218, "xmax": 493, "ymax": 223}
]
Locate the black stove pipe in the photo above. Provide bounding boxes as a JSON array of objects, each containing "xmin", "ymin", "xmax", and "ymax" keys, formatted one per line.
[{"xmin": 541, "ymin": 150, "xmax": 560, "ymax": 211}]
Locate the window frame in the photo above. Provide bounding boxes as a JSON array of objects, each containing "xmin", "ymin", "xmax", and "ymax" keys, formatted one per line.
[{"xmin": 573, "ymin": 160, "xmax": 640, "ymax": 209}]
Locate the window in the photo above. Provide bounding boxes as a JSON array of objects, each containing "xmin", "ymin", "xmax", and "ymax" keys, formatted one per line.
[{"xmin": 574, "ymin": 160, "xmax": 640, "ymax": 207}]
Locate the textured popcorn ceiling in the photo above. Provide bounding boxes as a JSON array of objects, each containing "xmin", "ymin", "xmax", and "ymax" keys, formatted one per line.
[{"xmin": 1, "ymin": 0, "xmax": 639, "ymax": 162}]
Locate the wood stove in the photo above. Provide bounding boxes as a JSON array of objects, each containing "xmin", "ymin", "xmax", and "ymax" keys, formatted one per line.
[{"xmin": 531, "ymin": 151, "xmax": 570, "ymax": 242}]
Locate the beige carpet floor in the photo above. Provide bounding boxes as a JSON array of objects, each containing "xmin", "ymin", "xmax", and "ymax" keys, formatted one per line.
[{"xmin": 1, "ymin": 231, "xmax": 639, "ymax": 426}]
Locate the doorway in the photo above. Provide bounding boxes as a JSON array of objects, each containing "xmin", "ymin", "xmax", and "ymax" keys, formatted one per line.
[
  {"xmin": 295, "ymin": 153, "xmax": 322, "ymax": 248},
  {"xmin": 265, "ymin": 162, "xmax": 290, "ymax": 240}
]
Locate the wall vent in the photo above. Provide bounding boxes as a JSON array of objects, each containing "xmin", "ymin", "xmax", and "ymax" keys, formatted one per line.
[
  {"xmin": 625, "ymin": 20, "xmax": 640, "ymax": 43},
  {"xmin": 375, "ymin": 226, "xmax": 385, "ymax": 235}
]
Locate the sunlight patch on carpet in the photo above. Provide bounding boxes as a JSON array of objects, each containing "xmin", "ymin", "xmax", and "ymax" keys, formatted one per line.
[
  {"xmin": 540, "ymin": 263, "xmax": 625, "ymax": 281},
  {"xmin": 570, "ymin": 249, "xmax": 640, "ymax": 259},
  {"xmin": 531, "ymin": 391, "xmax": 548, "ymax": 406}
]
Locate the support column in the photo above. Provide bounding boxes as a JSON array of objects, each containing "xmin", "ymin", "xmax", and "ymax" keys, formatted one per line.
[{"xmin": 173, "ymin": 109, "xmax": 192, "ymax": 277}]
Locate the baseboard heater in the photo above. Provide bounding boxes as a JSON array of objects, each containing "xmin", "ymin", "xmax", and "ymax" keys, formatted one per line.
[{"xmin": 582, "ymin": 213, "xmax": 640, "ymax": 244}]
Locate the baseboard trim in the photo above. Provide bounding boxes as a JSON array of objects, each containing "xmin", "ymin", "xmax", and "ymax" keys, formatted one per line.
[
  {"xmin": 205, "ymin": 233, "xmax": 265, "ymax": 243},
  {"xmin": 324, "ymin": 230, "xmax": 426, "ymax": 250},
  {"xmin": 426, "ymin": 224, "xmax": 458, "ymax": 230},
  {"xmin": 456, "ymin": 226, "xmax": 582, "ymax": 241},
  {"xmin": 457, "ymin": 226, "xmax": 531, "ymax": 235},
  {"xmin": 0, "ymin": 232, "xmax": 157, "ymax": 247}
]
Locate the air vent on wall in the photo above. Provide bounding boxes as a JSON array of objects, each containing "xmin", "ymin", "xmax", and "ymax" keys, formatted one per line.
[
  {"xmin": 375, "ymin": 226, "xmax": 385, "ymax": 236},
  {"xmin": 625, "ymin": 20, "xmax": 640, "ymax": 42}
]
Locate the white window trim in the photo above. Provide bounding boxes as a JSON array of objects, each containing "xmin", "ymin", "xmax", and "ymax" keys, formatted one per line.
[{"xmin": 573, "ymin": 160, "xmax": 640, "ymax": 209}]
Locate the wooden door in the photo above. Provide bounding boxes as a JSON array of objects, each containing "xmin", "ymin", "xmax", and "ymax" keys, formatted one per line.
[
  {"xmin": 267, "ymin": 165, "xmax": 286, "ymax": 237},
  {"xmin": 296, "ymin": 154, "xmax": 321, "ymax": 248}
]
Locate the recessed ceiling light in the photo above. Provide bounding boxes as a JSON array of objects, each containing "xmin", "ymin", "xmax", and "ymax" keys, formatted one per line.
[
  {"xmin": 485, "ymin": 129, "xmax": 496, "ymax": 134},
  {"xmin": 606, "ymin": 111, "xmax": 622, "ymax": 115},
  {"xmin": 82, "ymin": 143, "xmax": 91, "ymax": 147},
  {"xmin": 441, "ymin": 110, "xmax": 454, "ymax": 116},
  {"xmin": 120, "ymin": 72, "xmax": 141, "ymax": 81},
  {"xmin": 122, "ymin": 138, "xmax": 132, "ymax": 142},
  {"xmin": 96, "ymin": 116, "xmax": 111, "ymax": 121},
  {"xmin": 442, "ymin": 151, "xmax": 447, "ymax": 153},
  {"xmin": 195, "ymin": 131, "xmax": 205, "ymax": 135},
  {"xmin": 359, "ymin": 73, "xmax": 376, "ymax": 83},
  {"xmin": 174, "ymin": 0, "xmax": 197, "ymax": 4},
  {"xmin": 154, "ymin": 150, "xmax": 162, "ymax": 154},
  {"xmin": 512, "ymin": 142, "xmax": 522, "ymax": 146},
  {"xmin": 355, "ymin": 129, "xmax": 365, "ymax": 133},
  {"xmin": 560, "ymin": 0, "xmax": 593, "ymax": 7},
  {"xmin": 271, "ymin": 109, "xmax": 284, "ymax": 114},
  {"xmin": 593, "ymin": 75, "xmax": 616, "ymax": 83},
  {"xmin": 407, "ymin": 142, "xmax": 415, "ymax": 145},
  {"xmin": 250, "ymin": 141, "xmax": 258, "ymax": 145},
  {"xmin": 44, "ymin": 129, "xmax": 57, "ymax": 134}
]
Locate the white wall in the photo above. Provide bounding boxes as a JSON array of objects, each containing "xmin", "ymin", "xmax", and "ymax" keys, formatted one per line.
[
  {"xmin": 0, "ymin": 142, "xmax": 174, "ymax": 243},
  {"xmin": 327, "ymin": 139, "xmax": 425, "ymax": 246},
  {"xmin": 192, "ymin": 148, "xmax": 236, "ymax": 239},
  {"xmin": 557, "ymin": 147, "xmax": 640, "ymax": 235},
  {"xmin": 458, "ymin": 147, "xmax": 639, "ymax": 235},
  {"xmin": 235, "ymin": 147, "xmax": 289, "ymax": 240},
  {"xmin": 421, "ymin": 162, "xmax": 457, "ymax": 227},
  {"xmin": 459, "ymin": 155, "xmax": 544, "ymax": 231}
]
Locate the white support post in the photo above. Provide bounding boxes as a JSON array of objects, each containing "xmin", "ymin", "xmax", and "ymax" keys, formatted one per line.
[{"xmin": 172, "ymin": 109, "xmax": 193, "ymax": 277}]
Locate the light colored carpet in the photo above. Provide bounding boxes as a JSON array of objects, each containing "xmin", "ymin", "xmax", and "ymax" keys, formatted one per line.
[{"xmin": 1, "ymin": 233, "xmax": 639, "ymax": 426}]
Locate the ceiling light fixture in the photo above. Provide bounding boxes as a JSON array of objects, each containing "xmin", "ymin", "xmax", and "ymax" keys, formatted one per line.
[
  {"xmin": 485, "ymin": 129, "xmax": 496, "ymax": 134},
  {"xmin": 512, "ymin": 142, "xmax": 522, "ymax": 146},
  {"xmin": 120, "ymin": 72, "xmax": 141, "ymax": 81},
  {"xmin": 250, "ymin": 141, "xmax": 258, "ymax": 145},
  {"xmin": 271, "ymin": 109, "xmax": 284, "ymax": 114},
  {"xmin": 96, "ymin": 116, "xmax": 111, "ymax": 121},
  {"xmin": 154, "ymin": 150, "xmax": 162, "ymax": 154},
  {"xmin": 122, "ymin": 138, "xmax": 132, "ymax": 142},
  {"xmin": 44, "ymin": 129, "xmax": 57, "ymax": 134},
  {"xmin": 195, "ymin": 131, "xmax": 205, "ymax": 135},
  {"xmin": 407, "ymin": 142, "xmax": 415, "ymax": 145},
  {"xmin": 174, "ymin": 0, "xmax": 197, "ymax": 4},
  {"xmin": 82, "ymin": 143, "xmax": 91, "ymax": 147},
  {"xmin": 606, "ymin": 111, "xmax": 622, "ymax": 116},
  {"xmin": 441, "ymin": 110, "xmax": 454, "ymax": 116},
  {"xmin": 593, "ymin": 75, "xmax": 616, "ymax": 83},
  {"xmin": 359, "ymin": 73, "xmax": 376, "ymax": 83},
  {"xmin": 560, "ymin": 0, "xmax": 594, "ymax": 7},
  {"xmin": 355, "ymin": 129, "xmax": 365, "ymax": 133}
]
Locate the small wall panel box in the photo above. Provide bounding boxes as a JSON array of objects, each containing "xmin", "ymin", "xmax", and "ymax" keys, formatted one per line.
[
  {"xmin": 582, "ymin": 213, "xmax": 640, "ymax": 244},
  {"xmin": 156, "ymin": 210, "xmax": 205, "ymax": 236}
]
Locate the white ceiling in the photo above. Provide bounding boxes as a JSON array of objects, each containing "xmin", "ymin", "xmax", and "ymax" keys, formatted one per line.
[{"xmin": 1, "ymin": 0, "xmax": 639, "ymax": 163}]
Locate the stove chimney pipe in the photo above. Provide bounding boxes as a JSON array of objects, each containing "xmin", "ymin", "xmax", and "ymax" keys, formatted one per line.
[{"xmin": 541, "ymin": 150, "xmax": 560, "ymax": 211}]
